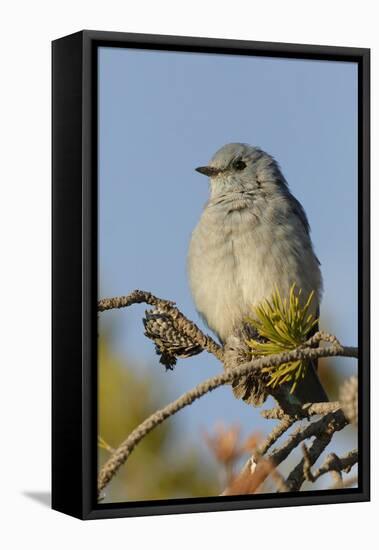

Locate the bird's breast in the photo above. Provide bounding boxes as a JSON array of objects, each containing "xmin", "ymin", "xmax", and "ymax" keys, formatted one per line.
[{"xmin": 188, "ymin": 204, "xmax": 321, "ymax": 342}]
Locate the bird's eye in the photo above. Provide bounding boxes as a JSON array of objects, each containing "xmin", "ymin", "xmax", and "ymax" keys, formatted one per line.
[{"xmin": 233, "ymin": 159, "xmax": 246, "ymax": 171}]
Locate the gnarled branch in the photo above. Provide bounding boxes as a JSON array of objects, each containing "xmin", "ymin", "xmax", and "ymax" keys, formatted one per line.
[
  {"xmin": 97, "ymin": 290, "xmax": 358, "ymax": 499},
  {"xmin": 98, "ymin": 343, "xmax": 356, "ymax": 495}
]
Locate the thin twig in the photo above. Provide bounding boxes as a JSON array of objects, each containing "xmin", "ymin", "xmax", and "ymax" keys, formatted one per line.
[
  {"xmin": 98, "ymin": 290, "xmax": 173, "ymax": 312},
  {"xmin": 312, "ymin": 449, "xmax": 358, "ymax": 481},
  {"xmin": 220, "ymin": 415, "xmax": 295, "ymax": 496},
  {"xmin": 302, "ymin": 443, "xmax": 315, "ymax": 482},
  {"xmin": 306, "ymin": 331, "xmax": 342, "ymax": 347},
  {"xmin": 257, "ymin": 415, "xmax": 296, "ymax": 456},
  {"xmin": 302, "ymin": 447, "xmax": 358, "ymax": 488},
  {"xmin": 284, "ymin": 411, "xmax": 348, "ymax": 491},
  {"xmin": 222, "ymin": 456, "xmax": 274, "ymax": 496}
]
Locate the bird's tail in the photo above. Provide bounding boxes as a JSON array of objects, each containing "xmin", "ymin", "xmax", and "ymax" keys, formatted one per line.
[
  {"xmin": 292, "ymin": 360, "xmax": 329, "ymax": 404},
  {"xmin": 272, "ymin": 359, "xmax": 329, "ymax": 409}
]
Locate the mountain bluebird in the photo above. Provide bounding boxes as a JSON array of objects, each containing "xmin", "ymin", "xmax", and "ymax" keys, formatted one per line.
[{"xmin": 188, "ymin": 143, "xmax": 328, "ymax": 406}]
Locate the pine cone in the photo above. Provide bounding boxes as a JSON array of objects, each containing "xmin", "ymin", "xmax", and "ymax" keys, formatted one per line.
[
  {"xmin": 143, "ymin": 306, "xmax": 203, "ymax": 369},
  {"xmin": 339, "ymin": 376, "xmax": 358, "ymax": 425},
  {"xmin": 224, "ymin": 330, "xmax": 268, "ymax": 407}
]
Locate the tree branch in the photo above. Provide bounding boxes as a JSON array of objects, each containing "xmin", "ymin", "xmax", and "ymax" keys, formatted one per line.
[
  {"xmin": 284, "ymin": 410, "xmax": 348, "ymax": 491},
  {"xmin": 97, "ymin": 291, "xmax": 358, "ymax": 499},
  {"xmin": 98, "ymin": 344, "xmax": 356, "ymax": 496},
  {"xmin": 220, "ymin": 415, "xmax": 295, "ymax": 496},
  {"xmin": 312, "ymin": 449, "xmax": 358, "ymax": 481}
]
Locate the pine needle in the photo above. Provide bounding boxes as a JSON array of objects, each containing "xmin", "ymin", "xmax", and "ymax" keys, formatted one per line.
[{"xmin": 246, "ymin": 284, "xmax": 318, "ymax": 394}]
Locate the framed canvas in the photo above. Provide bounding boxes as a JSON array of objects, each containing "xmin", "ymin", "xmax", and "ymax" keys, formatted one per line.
[{"xmin": 52, "ymin": 30, "xmax": 370, "ymax": 520}]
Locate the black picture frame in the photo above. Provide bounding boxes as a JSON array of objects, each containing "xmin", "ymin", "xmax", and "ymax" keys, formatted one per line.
[{"xmin": 52, "ymin": 30, "xmax": 370, "ymax": 520}]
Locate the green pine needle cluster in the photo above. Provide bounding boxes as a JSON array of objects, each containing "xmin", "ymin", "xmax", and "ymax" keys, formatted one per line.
[{"xmin": 246, "ymin": 284, "xmax": 318, "ymax": 394}]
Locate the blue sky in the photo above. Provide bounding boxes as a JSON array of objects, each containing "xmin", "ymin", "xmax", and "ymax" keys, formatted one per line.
[{"xmin": 98, "ymin": 46, "xmax": 358, "ymax": 470}]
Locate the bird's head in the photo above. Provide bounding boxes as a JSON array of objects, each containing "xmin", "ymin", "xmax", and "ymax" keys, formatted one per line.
[{"xmin": 195, "ymin": 143, "xmax": 288, "ymax": 200}]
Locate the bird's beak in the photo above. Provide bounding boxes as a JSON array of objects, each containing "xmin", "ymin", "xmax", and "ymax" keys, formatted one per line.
[{"xmin": 195, "ymin": 166, "xmax": 221, "ymax": 177}]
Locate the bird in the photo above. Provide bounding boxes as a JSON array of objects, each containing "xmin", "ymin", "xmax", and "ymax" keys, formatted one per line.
[{"xmin": 188, "ymin": 142, "xmax": 328, "ymax": 407}]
